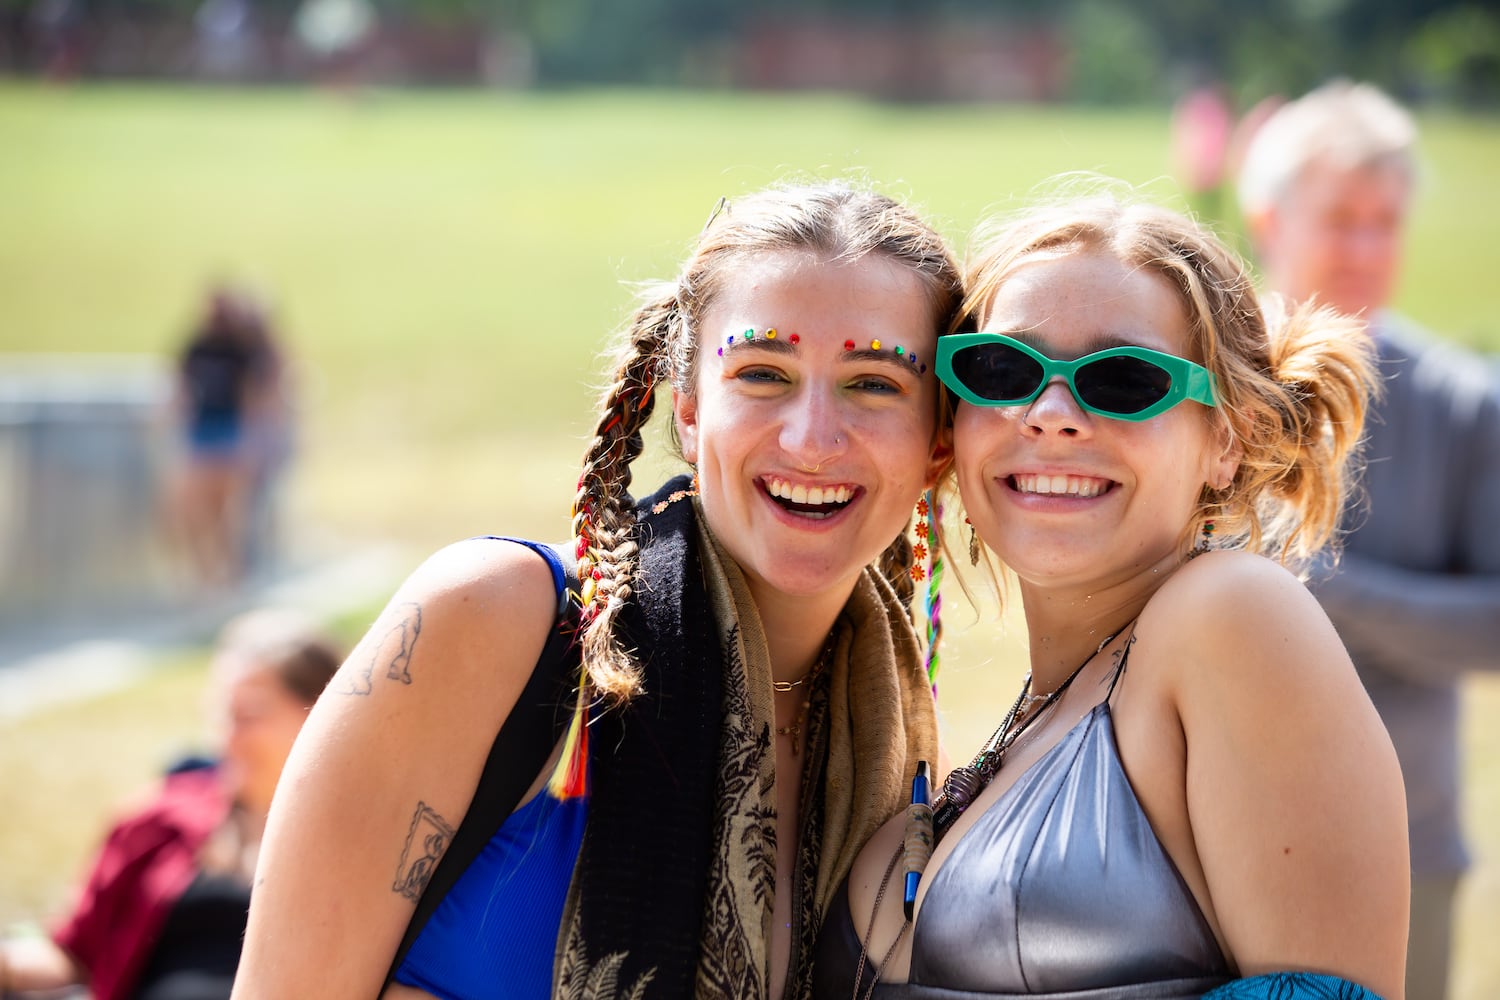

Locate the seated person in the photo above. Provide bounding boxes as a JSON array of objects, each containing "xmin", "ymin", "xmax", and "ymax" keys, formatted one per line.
[{"xmin": 0, "ymin": 608, "xmax": 342, "ymax": 1000}]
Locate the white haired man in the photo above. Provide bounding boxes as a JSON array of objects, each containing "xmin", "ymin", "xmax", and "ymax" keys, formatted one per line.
[{"xmin": 1239, "ymin": 79, "xmax": 1500, "ymax": 1000}]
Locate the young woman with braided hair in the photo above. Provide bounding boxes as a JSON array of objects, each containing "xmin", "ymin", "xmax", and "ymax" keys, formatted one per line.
[
  {"xmin": 815, "ymin": 194, "xmax": 1409, "ymax": 998},
  {"xmin": 234, "ymin": 182, "xmax": 961, "ymax": 1000}
]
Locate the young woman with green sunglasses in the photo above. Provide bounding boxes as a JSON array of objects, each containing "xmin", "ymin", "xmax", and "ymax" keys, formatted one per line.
[{"xmin": 815, "ymin": 194, "xmax": 1410, "ymax": 999}]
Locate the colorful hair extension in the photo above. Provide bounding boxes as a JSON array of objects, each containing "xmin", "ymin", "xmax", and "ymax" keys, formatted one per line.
[
  {"xmin": 909, "ymin": 491, "xmax": 942, "ymax": 696},
  {"xmin": 923, "ymin": 491, "xmax": 943, "ymax": 695},
  {"xmin": 546, "ymin": 679, "xmax": 591, "ymax": 801}
]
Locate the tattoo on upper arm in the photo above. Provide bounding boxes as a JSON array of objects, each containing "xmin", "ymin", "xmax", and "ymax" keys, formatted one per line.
[
  {"xmin": 392, "ymin": 801, "xmax": 455, "ymax": 903},
  {"xmin": 342, "ymin": 602, "xmax": 423, "ymax": 695}
]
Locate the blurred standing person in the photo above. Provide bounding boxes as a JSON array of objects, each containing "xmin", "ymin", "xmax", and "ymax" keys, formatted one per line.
[
  {"xmin": 1238, "ymin": 79, "xmax": 1500, "ymax": 1000},
  {"xmin": 1169, "ymin": 77, "xmax": 1234, "ymax": 224},
  {"xmin": 27, "ymin": 0, "xmax": 83, "ymax": 80},
  {"xmin": 0, "ymin": 609, "xmax": 343, "ymax": 1000},
  {"xmin": 169, "ymin": 284, "xmax": 287, "ymax": 589},
  {"xmin": 291, "ymin": 0, "xmax": 377, "ymax": 90},
  {"xmin": 193, "ymin": 0, "xmax": 260, "ymax": 81},
  {"xmin": 233, "ymin": 290, "xmax": 296, "ymax": 579}
]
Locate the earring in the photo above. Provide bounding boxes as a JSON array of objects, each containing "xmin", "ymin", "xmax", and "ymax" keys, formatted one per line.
[
  {"xmin": 966, "ymin": 516, "xmax": 980, "ymax": 566},
  {"xmin": 910, "ymin": 498, "xmax": 930, "ymax": 582},
  {"xmin": 913, "ymin": 492, "xmax": 943, "ymax": 693}
]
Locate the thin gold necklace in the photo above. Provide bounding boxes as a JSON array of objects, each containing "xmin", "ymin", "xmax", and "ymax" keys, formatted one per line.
[{"xmin": 773, "ymin": 636, "xmax": 834, "ymax": 756}]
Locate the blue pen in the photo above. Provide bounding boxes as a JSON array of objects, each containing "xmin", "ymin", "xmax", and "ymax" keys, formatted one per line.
[{"xmin": 903, "ymin": 760, "xmax": 933, "ymax": 920}]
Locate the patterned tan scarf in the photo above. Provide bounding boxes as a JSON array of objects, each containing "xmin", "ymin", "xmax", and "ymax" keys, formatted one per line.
[{"xmin": 554, "ymin": 479, "xmax": 937, "ymax": 1000}]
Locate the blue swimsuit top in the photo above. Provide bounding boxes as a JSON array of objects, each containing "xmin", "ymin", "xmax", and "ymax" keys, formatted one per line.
[{"xmin": 392, "ymin": 538, "xmax": 588, "ymax": 1000}]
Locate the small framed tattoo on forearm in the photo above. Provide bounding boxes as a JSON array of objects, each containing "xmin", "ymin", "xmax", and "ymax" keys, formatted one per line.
[{"xmin": 392, "ymin": 801, "xmax": 454, "ymax": 902}]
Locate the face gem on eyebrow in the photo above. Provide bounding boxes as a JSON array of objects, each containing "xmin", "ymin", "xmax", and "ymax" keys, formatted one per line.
[
  {"xmin": 713, "ymin": 329, "xmax": 929, "ymax": 373},
  {"xmin": 718, "ymin": 335, "xmax": 796, "ymax": 358},
  {"xmin": 843, "ymin": 348, "xmax": 928, "ymax": 374}
]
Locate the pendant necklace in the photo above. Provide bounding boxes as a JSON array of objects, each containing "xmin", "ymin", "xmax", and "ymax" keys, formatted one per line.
[
  {"xmin": 850, "ymin": 617, "xmax": 1138, "ymax": 1000},
  {"xmin": 931, "ymin": 618, "xmax": 1137, "ymax": 840}
]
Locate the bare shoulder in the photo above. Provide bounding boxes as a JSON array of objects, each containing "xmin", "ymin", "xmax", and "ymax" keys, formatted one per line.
[
  {"xmin": 397, "ymin": 536, "xmax": 562, "ymax": 629},
  {"xmin": 1139, "ymin": 549, "xmax": 1355, "ymax": 703},
  {"xmin": 1143, "ymin": 551, "xmax": 1407, "ymax": 991},
  {"xmin": 351, "ymin": 536, "xmax": 563, "ymax": 693},
  {"xmin": 1139, "ymin": 547, "xmax": 1388, "ymax": 775},
  {"xmin": 235, "ymin": 537, "xmax": 568, "ymax": 998},
  {"xmin": 1148, "ymin": 548, "xmax": 1319, "ymax": 628}
]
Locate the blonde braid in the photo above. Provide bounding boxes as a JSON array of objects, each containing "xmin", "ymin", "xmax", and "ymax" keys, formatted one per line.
[{"xmin": 572, "ymin": 292, "xmax": 674, "ymax": 703}]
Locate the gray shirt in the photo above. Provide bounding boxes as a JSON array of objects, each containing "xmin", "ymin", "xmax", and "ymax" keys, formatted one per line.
[{"xmin": 1310, "ymin": 313, "xmax": 1500, "ymax": 875}]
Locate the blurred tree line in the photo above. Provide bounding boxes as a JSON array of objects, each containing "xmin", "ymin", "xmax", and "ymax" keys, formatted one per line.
[{"xmin": 1, "ymin": 0, "xmax": 1496, "ymax": 106}]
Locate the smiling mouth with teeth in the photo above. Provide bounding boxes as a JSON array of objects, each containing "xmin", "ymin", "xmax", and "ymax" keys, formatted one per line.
[
  {"xmin": 763, "ymin": 476, "xmax": 855, "ymax": 519},
  {"xmin": 1009, "ymin": 473, "xmax": 1114, "ymax": 498}
]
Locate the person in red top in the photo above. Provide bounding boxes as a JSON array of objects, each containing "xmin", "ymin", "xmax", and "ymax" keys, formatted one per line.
[{"xmin": 0, "ymin": 609, "xmax": 341, "ymax": 1000}]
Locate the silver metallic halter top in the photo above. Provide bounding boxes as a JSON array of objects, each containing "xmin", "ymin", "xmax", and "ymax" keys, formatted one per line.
[{"xmin": 814, "ymin": 699, "xmax": 1232, "ymax": 998}]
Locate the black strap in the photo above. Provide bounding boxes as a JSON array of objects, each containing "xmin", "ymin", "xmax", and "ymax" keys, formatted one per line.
[{"xmin": 385, "ymin": 543, "xmax": 580, "ymax": 983}]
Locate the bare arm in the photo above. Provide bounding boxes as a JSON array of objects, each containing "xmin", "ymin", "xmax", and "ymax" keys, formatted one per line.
[
  {"xmin": 1311, "ymin": 550, "xmax": 1500, "ymax": 682},
  {"xmin": 1310, "ymin": 379, "xmax": 1500, "ymax": 684},
  {"xmin": 231, "ymin": 538, "xmax": 559, "ymax": 999},
  {"xmin": 1166, "ymin": 554, "xmax": 1409, "ymax": 997}
]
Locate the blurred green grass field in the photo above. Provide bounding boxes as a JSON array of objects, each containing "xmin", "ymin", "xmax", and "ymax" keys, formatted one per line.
[
  {"xmin": 2, "ymin": 85, "xmax": 1495, "ymax": 549},
  {"xmin": 1, "ymin": 84, "xmax": 1498, "ymax": 994}
]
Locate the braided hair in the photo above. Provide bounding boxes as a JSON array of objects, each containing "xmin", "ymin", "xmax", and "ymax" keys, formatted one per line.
[{"xmin": 573, "ymin": 182, "xmax": 963, "ymax": 704}]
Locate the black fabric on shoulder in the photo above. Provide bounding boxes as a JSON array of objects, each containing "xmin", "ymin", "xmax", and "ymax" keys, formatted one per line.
[
  {"xmin": 385, "ymin": 541, "xmax": 579, "ymax": 985},
  {"xmin": 565, "ymin": 476, "xmax": 725, "ymax": 997}
]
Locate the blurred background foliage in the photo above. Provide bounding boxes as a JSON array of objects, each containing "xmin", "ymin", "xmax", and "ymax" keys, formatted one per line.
[{"xmin": 2, "ymin": 0, "xmax": 1498, "ymax": 107}]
